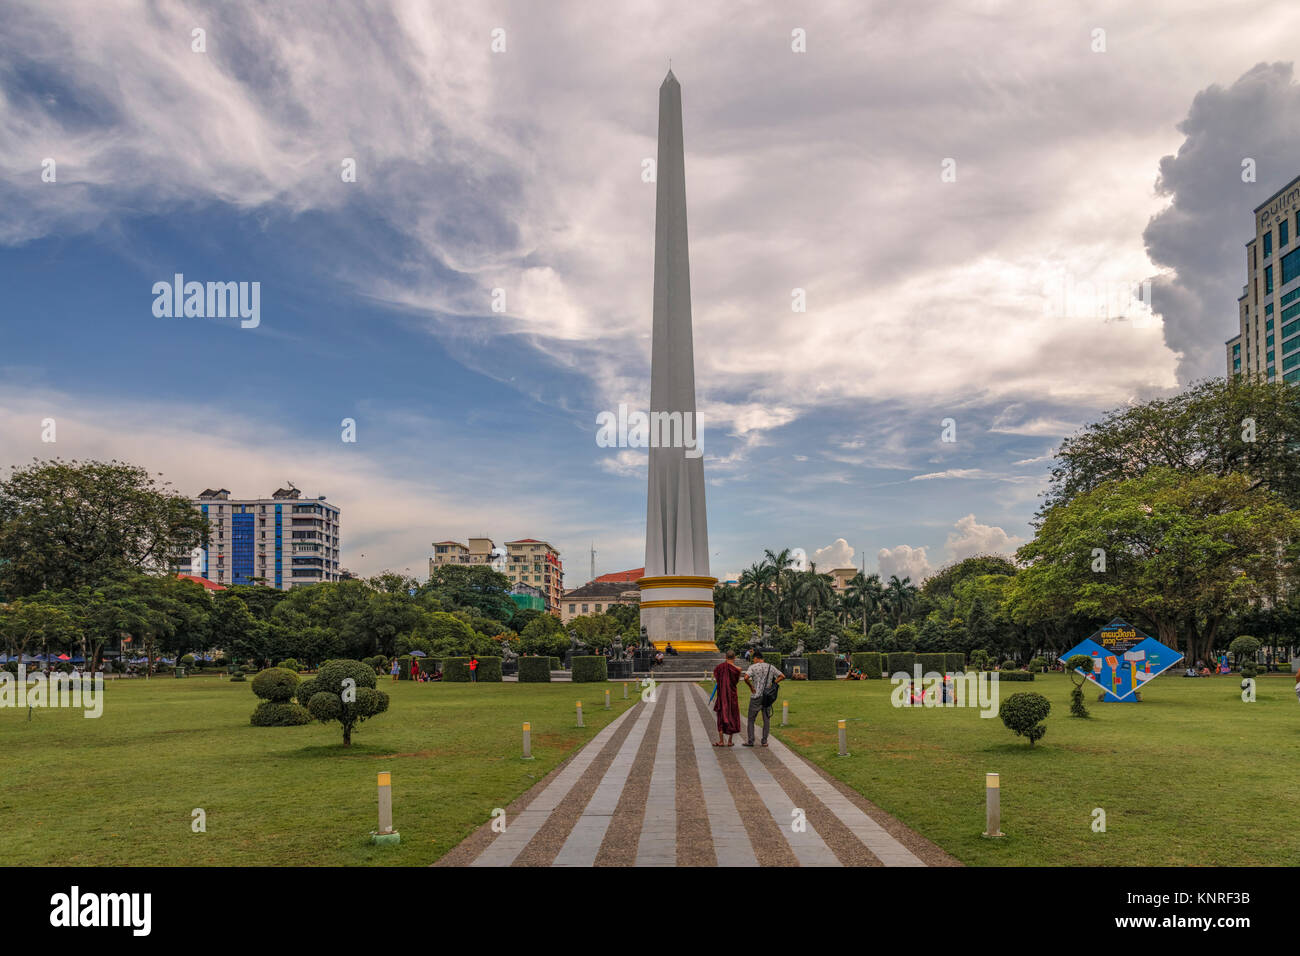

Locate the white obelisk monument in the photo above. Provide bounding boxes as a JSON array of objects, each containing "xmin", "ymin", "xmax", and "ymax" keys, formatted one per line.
[{"xmin": 639, "ymin": 70, "xmax": 717, "ymax": 651}]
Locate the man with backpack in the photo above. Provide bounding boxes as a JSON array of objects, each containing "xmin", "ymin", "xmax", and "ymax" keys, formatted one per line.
[{"xmin": 742, "ymin": 651, "xmax": 784, "ymax": 748}]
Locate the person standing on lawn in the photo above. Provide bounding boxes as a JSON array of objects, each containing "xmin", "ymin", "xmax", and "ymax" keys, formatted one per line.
[
  {"xmin": 469, "ymin": 656, "xmax": 479, "ymax": 683},
  {"xmin": 712, "ymin": 650, "xmax": 743, "ymax": 747},
  {"xmin": 743, "ymin": 651, "xmax": 784, "ymax": 747}
]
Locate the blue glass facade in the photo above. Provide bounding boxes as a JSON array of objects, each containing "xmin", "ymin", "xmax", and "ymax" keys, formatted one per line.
[{"xmin": 232, "ymin": 512, "xmax": 254, "ymax": 585}]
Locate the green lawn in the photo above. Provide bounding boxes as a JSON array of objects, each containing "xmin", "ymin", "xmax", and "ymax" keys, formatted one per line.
[
  {"xmin": 0, "ymin": 674, "xmax": 634, "ymax": 866},
  {"xmin": 761, "ymin": 672, "xmax": 1300, "ymax": 865}
]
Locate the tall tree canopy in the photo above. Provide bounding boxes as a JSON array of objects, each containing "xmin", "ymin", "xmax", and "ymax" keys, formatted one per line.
[
  {"xmin": 0, "ymin": 459, "xmax": 207, "ymax": 598},
  {"xmin": 1043, "ymin": 377, "xmax": 1300, "ymax": 515}
]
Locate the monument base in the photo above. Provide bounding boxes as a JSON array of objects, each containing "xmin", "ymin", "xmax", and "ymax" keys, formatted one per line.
[{"xmin": 639, "ymin": 575, "xmax": 717, "ymax": 651}]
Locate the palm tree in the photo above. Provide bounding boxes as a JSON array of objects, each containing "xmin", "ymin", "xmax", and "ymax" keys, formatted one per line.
[
  {"xmin": 739, "ymin": 563, "xmax": 768, "ymax": 634},
  {"xmin": 847, "ymin": 571, "xmax": 885, "ymax": 637},
  {"xmin": 762, "ymin": 548, "xmax": 795, "ymax": 629},
  {"xmin": 884, "ymin": 574, "xmax": 918, "ymax": 627},
  {"xmin": 795, "ymin": 564, "xmax": 834, "ymax": 625}
]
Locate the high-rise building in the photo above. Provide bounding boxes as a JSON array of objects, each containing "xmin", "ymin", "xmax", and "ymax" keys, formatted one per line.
[
  {"xmin": 1226, "ymin": 175, "xmax": 1300, "ymax": 382},
  {"xmin": 183, "ymin": 487, "xmax": 342, "ymax": 590},
  {"xmin": 428, "ymin": 536, "xmax": 564, "ymax": 614}
]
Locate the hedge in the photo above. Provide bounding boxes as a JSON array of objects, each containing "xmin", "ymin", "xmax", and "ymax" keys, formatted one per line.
[
  {"xmin": 442, "ymin": 657, "xmax": 471, "ymax": 682},
  {"xmin": 851, "ymin": 652, "xmax": 882, "ymax": 678},
  {"xmin": 916, "ymin": 653, "xmax": 947, "ymax": 676},
  {"xmin": 398, "ymin": 655, "xmax": 413, "ymax": 680},
  {"xmin": 886, "ymin": 652, "xmax": 915, "ymax": 676},
  {"xmin": 944, "ymin": 652, "xmax": 965, "ymax": 673},
  {"xmin": 471, "ymin": 656, "xmax": 502, "ymax": 682},
  {"xmin": 571, "ymin": 656, "xmax": 608, "ymax": 682},
  {"xmin": 998, "ymin": 670, "xmax": 1035, "ymax": 682},
  {"xmin": 806, "ymin": 653, "xmax": 836, "ymax": 680},
  {"xmin": 550, "ymin": 657, "xmax": 561, "ymax": 671},
  {"xmin": 518, "ymin": 657, "xmax": 552, "ymax": 682}
]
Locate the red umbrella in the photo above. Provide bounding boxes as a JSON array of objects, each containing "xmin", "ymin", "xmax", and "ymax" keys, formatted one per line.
[{"xmin": 56, "ymin": 654, "xmax": 71, "ymax": 661}]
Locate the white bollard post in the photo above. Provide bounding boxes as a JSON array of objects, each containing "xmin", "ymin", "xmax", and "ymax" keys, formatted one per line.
[
  {"xmin": 837, "ymin": 718, "xmax": 848, "ymax": 756},
  {"xmin": 522, "ymin": 721, "xmax": 533, "ymax": 759},
  {"xmin": 604, "ymin": 689, "xmax": 611, "ymax": 710},
  {"xmin": 983, "ymin": 772, "xmax": 1003, "ymax": 838},
  {"xmin": 782, "ymin": 700, "xmax": 789, "ymax": 726},
  {"xmin": 576, "ymin": 701, "xmax": 584, "ymax": 727},
  {"xmin": 623, "ymin": 682, "xmax": 629, "ymax": 700},
  {"xmin": 371, "ymin": 771, "xmax": 400, "ymax": 844}
]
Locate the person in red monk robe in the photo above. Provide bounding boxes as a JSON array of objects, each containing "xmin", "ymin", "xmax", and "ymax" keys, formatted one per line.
[{"xmin": 712, "ymin": 650, "xmax": 743, "ymax": 747}]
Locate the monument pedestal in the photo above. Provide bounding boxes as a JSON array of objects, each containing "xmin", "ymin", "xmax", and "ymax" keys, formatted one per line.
[{"xmin": 639, "ymin": 574, "xmax": 717, "ymax": 652}]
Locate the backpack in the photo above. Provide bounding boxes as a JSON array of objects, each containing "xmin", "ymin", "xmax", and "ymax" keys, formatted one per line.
[{"xmin": 758, "ymin": 664, "xmax": 780, "ymax": 707}]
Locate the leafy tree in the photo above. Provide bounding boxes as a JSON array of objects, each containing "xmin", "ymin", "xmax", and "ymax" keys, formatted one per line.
[
  {"xmin": 0, "ymin": 599, "xmax": 79, "ymax": 664},
  {"xmin": 1066, "ymin": 654, "xmax": 1093, "ymax": 718},
  {"xmin": 0, "ymin": 459, "xmax": 207, "ymax": 598},
  {"xmin": 867, "ymin": 621, "xmax": 889, "ymax": 653},
  {"xmin": 519, "ymin": 613, "xmax": 566, "ymax": 658},
  {"xmin": 846, "ymin": 571, "xmax": 885, "ymax": 638},
  {"xmin": 419, "ymin": 565, "xmax": 515, "ymax": 623},
  {"xmin": 1229, "ymin": 635, "xmax": 1261, "ymax": 678},
  {"xmin": 884, "ymin": 575, "xmax": 919, "ymax": 626},
  {"xmin": 762, "ymin": 548, "xmax": 796, "ymax": 628},
  {"xmin": 301, "ymin": 659, "xmax": 389, "ymax": 746},
  {"xmin": 569, "ymin": 613, "xmax": 617, "ymax": 651},
  {"xmin": 892, "ymin": 622, "xmax": 917, "ymax": 651},
  {"xmin": 999, "ymin": 692, "xmax": 1050, "ymax": 746},
  {"xmin": 1012, "ymin": 468, "xmax": 1300, "ymax": 669},
  {"xmin": 809, "ymin": 611, "xmax": 838, "ymax": 653},
  {"xmin": 1044, "ymin": 377, "xmax": 1300, "ymax": 513}
]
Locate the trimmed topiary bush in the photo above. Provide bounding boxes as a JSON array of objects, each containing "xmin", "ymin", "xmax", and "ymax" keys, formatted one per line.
[
  {"xmin": 806, "ymin": 652, "xmax": 835, "ymax": 680},
  {"xmin": 851, "ymin": 652, "xmax": 882, "ymax": 678},
  {"xmin": 997, "ymin": 670, "xmax": 1035, "ymax": 681},
  {"xmin": 916, "ymin": 653, "xmax": 947, "ymax": 676},
  {"xmin": 249, "ymin": 666, "xmax": 310, "ymax": 726},
  {"xmin": 296, "ymin": 677, "xmax": 318, "ymax": 704},
  {"xmin": 944, "ymin": 652, "xmax": 965, "ymax": 673},
  {"xmin": 999, "ymin": 691, "xmax": 1050, "ymax": 746},
  {"xmin": 442, "ymin": 657, "xmax": 471, "ymax": 681},
  {"xmin": 250, "ymin": 700, "xmax": 312, "ymax": 726},
  {"xmin": 886, "ymin": 652, "xmax": 915, "ymax": 676},
  {"xmin": 252, "ymin": 667, "xmax": 300, "ymax": 702},
  {"xmin": 549, "ymin": 656, "xmax": 561, "ymax": 671},
  {"xmin": 518, "ymin": 657, "xmax": 552, "ymax": 682},
  {"xmin": 276, "ymin": 658, "xmax": 302, "ymax": 672},
  {"xmin": 229, "ymin": 672, "xmax": 246, "ymax": 682},
  {"xmin": 1066, "ymin": 654, "xmax": 1093, "ymax": 718},
  {"xmin": 1001, "ymin": 659, "xmax": 1017, "ymax": 671},
  {"xmin": 571, "ymin": 656, "xmax": 608, "ymax": 682},
  {"xmin": 472, "ymin": 656, "xmax": 502, "ymax": 682},
  {"xmin": 1230, "ymin": 636, "xmax": 1260, "ymax": 678},
  {"xmin": 305, "ymin": 659, "xmax": 390, "ymax": 746}
]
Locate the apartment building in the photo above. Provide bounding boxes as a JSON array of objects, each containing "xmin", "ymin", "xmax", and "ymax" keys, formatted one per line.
[
  {"xmin": 183, "ymin": 487, "xmax": 342, "ymax": 590},
  {"xmin": 429, "ymin": 536, "xmax": 565, "ymax": 614}
]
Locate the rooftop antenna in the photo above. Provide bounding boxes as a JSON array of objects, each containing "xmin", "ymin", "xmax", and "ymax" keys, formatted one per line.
[{"xmin": 590, "ymin": 541, "xmax": 597, "ymax": 584}]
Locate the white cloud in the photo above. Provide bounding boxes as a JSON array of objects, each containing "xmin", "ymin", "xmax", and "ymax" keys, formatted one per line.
[
  {"xmin": 945, "ymin": 514, "xmax": 1024, "ymax": 562},
  {"xmin": 812, "ymin": 537, "xmax": 855, "ymax": 570},
  {"xmin": 877, "ymin": 545, "xmax": 932, "ymax": 584}
]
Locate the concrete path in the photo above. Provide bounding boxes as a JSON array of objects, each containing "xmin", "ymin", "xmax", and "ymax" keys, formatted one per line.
[{"xmin": 447, "ymin": 682, "xmax": 951, "ymax": 867}]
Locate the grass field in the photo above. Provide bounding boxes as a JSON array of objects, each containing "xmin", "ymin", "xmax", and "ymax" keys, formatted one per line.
[
  {"xmin": 5, "ymin": 670, "xmax": 1297, "ymax": 866},
  {"xmin": 762, "ymin": 671, "xmax": 1300, "ymax": 866},
  {"xmin": 0, "ymin": 674, "xmax": 634, "ymax": 866}
]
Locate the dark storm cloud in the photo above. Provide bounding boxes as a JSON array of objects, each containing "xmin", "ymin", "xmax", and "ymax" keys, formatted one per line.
[{"xmin": 1144, "ymin": 62, "xmax": 1300, "ymax": 382}]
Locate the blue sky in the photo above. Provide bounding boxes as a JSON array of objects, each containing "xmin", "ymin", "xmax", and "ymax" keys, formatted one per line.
[{"xmin": 2, "ymin": 0, "xmax": 1299, "ymax": 586}]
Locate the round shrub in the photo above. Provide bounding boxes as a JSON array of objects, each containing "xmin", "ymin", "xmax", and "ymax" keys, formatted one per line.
[
  {"xmin": 250, "ymin": 701, "xmax": 312, "ymax": 726},
  {"xmin": 518, "ymin": 657, "xmax": 552, "ymax": 682},
  {"xmin": 276, "ymin": 658, "xmax": 302, "ymax": 672},
  {"xmin": 252, "ymin": 667, "xmax": 300, "ymax": 702},
  {"xmin": 571, "ymin": 656, "xmax": 607, "ymax": 683},
  {"xmin": 307, "ymin": 692, "xmax": 342, "ymax": 721},
  {"xmin": 1001, "ymin": 659, "xmax": 1017, "ymax": 670},
  {"xmin": 1230, "ymin": 636, "xmax": 1260, "ymax": 678},
  {"xmin": 180, "ymin": 654, "xmax": 196, "ymax": 668},
  {"xmin": 229, "ymin": 672, "xmax": 247, "ymax": 682},
  {"xmin": 295, "ymin": 677, "xmax": 318, "ymax": 704},
  {"xmin": 999, "ymin": 691, "xmax": 1050, "ymax": 746}
]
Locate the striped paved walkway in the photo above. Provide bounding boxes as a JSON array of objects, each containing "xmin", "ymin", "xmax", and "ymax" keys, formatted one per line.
[{"xmin": 451, "ymin": 681, "xmax": 936, "ymax": 867}]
